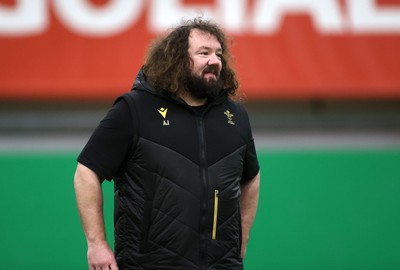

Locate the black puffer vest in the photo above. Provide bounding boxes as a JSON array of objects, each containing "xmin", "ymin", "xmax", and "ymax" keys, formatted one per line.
[{"xmin": 113, "ymin": 70, "xmax": 258, "ymax": 270}]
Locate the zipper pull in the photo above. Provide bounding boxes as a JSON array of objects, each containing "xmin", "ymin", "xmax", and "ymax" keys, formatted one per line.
[{"xmin": 212, "ymin": 189, "xmax": 219, "ymax": 240}]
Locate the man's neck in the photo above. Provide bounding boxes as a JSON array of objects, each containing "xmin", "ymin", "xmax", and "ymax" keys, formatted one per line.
[{"xmin": 179, "ymin": 92, "xmax": 207, "ymax": 106}]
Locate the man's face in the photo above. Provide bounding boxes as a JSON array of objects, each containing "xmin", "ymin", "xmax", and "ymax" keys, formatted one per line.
[{"xmin": 188, "ymin": 29, "xmax": 223, "ymax": 83}]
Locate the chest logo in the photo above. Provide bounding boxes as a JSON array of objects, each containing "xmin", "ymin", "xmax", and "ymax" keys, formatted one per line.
[
  {"xmin": 157, "ymin": 107, "xmax": 170, "ymax": 126},
  {"xmin": 224, "ymin": 110, "xmax": 235, "ymax": 125}
]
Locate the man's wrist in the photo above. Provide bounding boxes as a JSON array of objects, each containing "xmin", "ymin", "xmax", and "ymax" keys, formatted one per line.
[{"xmin": 86, "ymin": 235, "xmax": 108, "ymax": 246}]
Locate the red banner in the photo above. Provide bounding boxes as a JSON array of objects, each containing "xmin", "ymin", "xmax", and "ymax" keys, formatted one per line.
[{"xmin": 1, "ymin": 0, "xmax": 400, "ymax": 100}]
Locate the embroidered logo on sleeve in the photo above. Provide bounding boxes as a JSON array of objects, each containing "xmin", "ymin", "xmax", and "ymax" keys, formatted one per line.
[
  {"xmin": 157, "ymin": 107, "xmax": 170, "ymax": 126},
  {"xmin": 224, "ymin": 110, "xmax": 235, "ymax": 125}
]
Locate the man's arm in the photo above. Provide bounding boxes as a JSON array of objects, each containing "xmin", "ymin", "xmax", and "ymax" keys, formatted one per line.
[
  {"xmin": 240, "ymin": 171, "xmax": 260, "ymax": 259},
  {"xmin": 74, "ymin": 163, "xmax": 119, "ymax": 270}
]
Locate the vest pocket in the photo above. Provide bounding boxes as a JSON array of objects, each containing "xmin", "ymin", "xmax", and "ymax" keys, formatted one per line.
[
  {"xmin": 212, "ymin": 189, "xmax": 219, "ymax": 240},
  {"xmin": 140, "ymin": 199, "xmax": 153, "ymax": 252}
]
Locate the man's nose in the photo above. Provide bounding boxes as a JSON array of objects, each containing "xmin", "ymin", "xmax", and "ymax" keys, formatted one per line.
[{"xmin": 208, "ymin": 54, "xmax": 221, "ymax": 66}]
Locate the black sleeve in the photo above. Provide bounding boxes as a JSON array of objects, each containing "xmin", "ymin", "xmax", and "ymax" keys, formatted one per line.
[
  {"xmin": 77, "ymin": 98, "xmax": 134, "ymax": 181},
  {"xmin": 242, "ymin": 138, "xmax": 260, "ymax": 183},
  {"xmin": 236, "ymin": 102, "xmax": 260, "ymax": 183}
]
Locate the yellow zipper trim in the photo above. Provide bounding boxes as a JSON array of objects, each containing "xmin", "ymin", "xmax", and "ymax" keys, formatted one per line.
[{"xmin": 212, "ymin": 189, "xmax": 219, "ymax": 240}]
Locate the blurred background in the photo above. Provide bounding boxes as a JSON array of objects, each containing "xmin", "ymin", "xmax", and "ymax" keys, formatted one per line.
[{"xmin": 1, "ymin": 0, "xmax": 400, "ymax": 269}]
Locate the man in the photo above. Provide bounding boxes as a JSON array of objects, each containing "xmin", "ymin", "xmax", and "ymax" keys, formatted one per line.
[{"xmin": 74, "ymin": 18, "xmax": 260, "ymax": 270}]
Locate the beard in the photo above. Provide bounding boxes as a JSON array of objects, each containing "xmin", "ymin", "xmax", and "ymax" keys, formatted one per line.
[{"xmin": 183, "ymin": 69, "xmax": 224, "ymax": 101}]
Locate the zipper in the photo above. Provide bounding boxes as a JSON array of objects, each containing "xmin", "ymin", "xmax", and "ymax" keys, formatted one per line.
[
  {"xmin": 197, "ymin": 116, "xmax": 208, "ymax": 270},
  {"xmin": 212, "ymin": 189, "xmax": 219, "ymax": 240}
]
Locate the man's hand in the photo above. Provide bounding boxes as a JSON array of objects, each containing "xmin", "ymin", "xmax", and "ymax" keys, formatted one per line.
[
  {"xmin": 240, "ymin": 172, "xmax": 260, "ymax": 260},
  {"xmin": 87, "ymin": 241, "xmax": 119, "ymax": 270}
]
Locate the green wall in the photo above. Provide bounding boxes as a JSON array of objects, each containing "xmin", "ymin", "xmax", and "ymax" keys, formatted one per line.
[{"xmin": 1, "ymin": 149, "xmax": 399, "ymax": 269}]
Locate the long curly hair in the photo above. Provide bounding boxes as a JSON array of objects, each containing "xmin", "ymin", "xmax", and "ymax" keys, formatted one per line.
[{"xmin": 143, "ymin": 18, "xmax": 239, "ymax": 98}]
